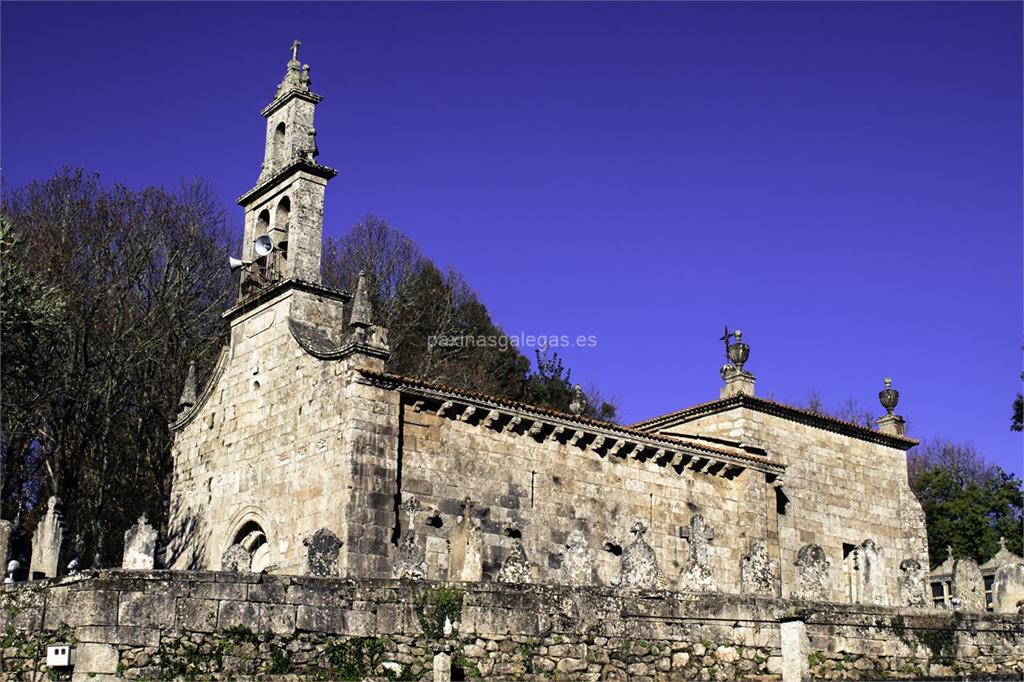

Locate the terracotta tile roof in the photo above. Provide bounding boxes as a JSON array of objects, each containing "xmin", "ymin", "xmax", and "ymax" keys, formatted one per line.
[
  {"xmin": 359, "ymin": 369, "xmax": 781, "ymax": 468},
  {"xmin": 629, "ymin": 394, "xmax": 918, "ymax": 451}
]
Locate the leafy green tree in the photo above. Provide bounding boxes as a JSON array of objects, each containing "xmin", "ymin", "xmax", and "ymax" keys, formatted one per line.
[{"xmin": 908, "ymin": 439, "xmax": 1023, "ymax": 568}]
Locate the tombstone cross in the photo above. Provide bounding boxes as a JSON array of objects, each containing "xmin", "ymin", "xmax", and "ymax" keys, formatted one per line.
[
  {"xmin": 291, "ymin": 40, "xmax": 302, "ymax": 62},
  {"xmin": 679, "ymin": 516, "xmax": 715, "ymax": 542}
]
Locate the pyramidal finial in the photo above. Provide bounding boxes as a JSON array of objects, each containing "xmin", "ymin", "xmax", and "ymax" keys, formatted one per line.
[
  {"xmin": 350, "ymin": 271, "xmax": 373, "ymax": 328},
  {"xmin": 178, "ymin": 361, "xmax": 197, "ymax": 413}
]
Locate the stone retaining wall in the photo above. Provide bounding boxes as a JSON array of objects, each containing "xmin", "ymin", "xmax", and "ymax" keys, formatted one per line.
[{"xmin": 1, "ymin": 571, "xmax": 1021, "ymax": 680}]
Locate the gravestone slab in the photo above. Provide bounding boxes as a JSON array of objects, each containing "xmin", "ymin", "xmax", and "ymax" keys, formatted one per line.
[
  {"xmin": 951, "ymin": 558, "xmax": 985, "ymax": 611},
  {"xmin": 447, "ymin": 498, "xmax": 483, "ymax": 582},
  {"xmin": 394, "ymin": 497, "xmax": 426, "ymax": 579},
  {"xmin": 560, "ymin": 529, "xmax": 593, "ymax": 586},
  {"xmin": 795, "ymin": 544, "xmax": 830, "ymax": 601},
  {"xmin": 122, "ymin": 515, "xmax": 158, "ymax": 570},
  {"xmin": 29, "ymin": 497, "xmax": 64, "ymax": 579},
  {"xmin": 496, "ymin": 539, "xmax": 533, "ymax": 584},
  {"xmin": 898, "ymin": 558, "xmax": 928, "ymax": 608},
  {"xmin": 854, "ymin": 539, "xmax": 888, "ymax": 606},
  {"xmin": 303, "ymin": 528, "xmax": 343, "ymax": 577},
  {"xmin": 992, "ymin": 563, "xmax": 1024, "ymax": 614},
  {"xmin": 740, "ymin": 540, "xmax": 775, "ymax": 596},
  {"xmin": 615, "ymin": 521, "xmax": 666, "ymax": 590},
  {"xmin": 0, "ymin": 519, "xmax": 12, "ymax": 572},
  {"xmin": 221, "ymin": 544, "xmax": 251, "ymax": 572}
]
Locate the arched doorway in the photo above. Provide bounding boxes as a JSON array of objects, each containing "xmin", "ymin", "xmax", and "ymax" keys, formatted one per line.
[{"xmin": 222, "ymin": 513, "xmax": 273, "ymax": 573}]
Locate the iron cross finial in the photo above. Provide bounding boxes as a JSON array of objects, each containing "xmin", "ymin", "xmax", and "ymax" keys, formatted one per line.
[
  {"xmin": 291, "ymin": 40, "xmax": 302, "ymax": 62},
  {"xmin": 719, "ymin": 326, "xmax": 733, "ymax": 360}
]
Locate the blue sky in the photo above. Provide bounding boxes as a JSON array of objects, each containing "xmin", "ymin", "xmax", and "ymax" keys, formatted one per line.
[{"xmin": 2, "ymin": 2, "xmax": 1021, "ymax": 476}]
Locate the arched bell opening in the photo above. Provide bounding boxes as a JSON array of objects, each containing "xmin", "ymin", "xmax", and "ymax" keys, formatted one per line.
[{"xmin": 272, "ymin": 122, "xmax": 286, "ymax": 169}]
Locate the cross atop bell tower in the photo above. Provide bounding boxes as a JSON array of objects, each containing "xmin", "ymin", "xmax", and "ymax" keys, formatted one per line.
[{"xmin": 235, "ymin": 41, "xmax": 337, "ymax": 296}]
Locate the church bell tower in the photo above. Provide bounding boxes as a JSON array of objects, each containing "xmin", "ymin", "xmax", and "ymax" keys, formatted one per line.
[{"xmin": 236, "ymin": 40, "xmax": 337, "ymax": 297}]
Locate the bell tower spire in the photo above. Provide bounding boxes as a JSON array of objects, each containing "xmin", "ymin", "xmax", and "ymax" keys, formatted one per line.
[{"xmin": 235, "ymin": 41, "xmax": 337, "ymax": 297}]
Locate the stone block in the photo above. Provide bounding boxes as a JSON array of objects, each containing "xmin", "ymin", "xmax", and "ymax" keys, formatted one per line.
[
  {"xmin": 118, "ymin": 591, "xmax": 175, "ymax": 628},
  {"xmin": 259, "ymin": 603, "xmax": 296, "ymax": 635},
  {"xmin": 75, "ymin": 625, "xmax": 160, "ymax": 648},
  {"xmin": 175, "ymin": 597, "xmax": 219, "ymax": 633},
  {"xmin": 218, "ymin": 599, "xmax": 260, "ymax": 630},
  {"xmin": 74, "ymin": 642, "xmax": 119, "ymax": 674},
  {"xmin": 295, "ymin": 605, "xmax": 376, "ymax": 635},
  {"xmin": 44, "ymin": 588, "xmax": 119, "ymax": 629},
  {"xmin": 190, "ymin": 580, "xmax": 247, "ymax": 601}
]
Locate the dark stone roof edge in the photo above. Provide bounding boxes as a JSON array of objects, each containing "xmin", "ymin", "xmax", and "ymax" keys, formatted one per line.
[
  {"xmin": 236, "ymin": 160, "xmax": 338, "ymax": 206},
  {"xmin": 260, "ymin": 88, "xmax": 323, "ymax": 118},
  {"xmin": 632, "ymin": 395, "xmax": 918, "ymax": 451},
  {"xmin": 288, "ymin": 317, "xmax": 389, "ymax": 361},
  {"xmin": 359, "ymin": 369, "xmax": 785, "ymax": 474}
]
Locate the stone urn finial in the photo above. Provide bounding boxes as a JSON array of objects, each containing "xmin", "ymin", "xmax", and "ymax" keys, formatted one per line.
[
  {"xmin": 727, "ymin": 329, "xmax": 750, "ymax": 371},
  {"xmin": 569, "ymin": 384, "xmax": 586, "ymax": 416},
  {"xmin": 879, "ymin": 377, "xmax": 899, "ymax": 415}
]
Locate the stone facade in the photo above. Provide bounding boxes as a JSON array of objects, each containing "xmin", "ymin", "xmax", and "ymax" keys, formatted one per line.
[
  {"xmin": 638, "ymin": 398, "xmax": 926, "ymax": 605},
  {"xmin": 160, "ymin": 49, "xmax": 943, "ymax": 622},
  {"xmin": 3, "ymin": 571, "xmax": 1022, "ymax": 681}
]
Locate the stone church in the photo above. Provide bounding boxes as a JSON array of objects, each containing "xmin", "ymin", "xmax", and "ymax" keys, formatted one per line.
[{"xmin": 166, "ymin": 46, "xmax": 932, "ymax": 609}]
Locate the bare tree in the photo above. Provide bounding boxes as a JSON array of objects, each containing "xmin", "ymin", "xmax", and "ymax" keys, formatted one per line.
[{"xmin": 1, "ymin": 168, "xmax": 235, "ymax": 564}]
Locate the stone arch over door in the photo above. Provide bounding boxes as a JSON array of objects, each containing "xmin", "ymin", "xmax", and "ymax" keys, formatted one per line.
[{"xmin": 223, "ymin": 506, "xmax": 275, "ymax": 573}]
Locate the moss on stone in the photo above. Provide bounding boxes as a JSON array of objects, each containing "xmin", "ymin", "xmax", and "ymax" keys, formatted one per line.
[{"xmin": 414, "ymin": 585, "xmax": 463, "ymax": 640}]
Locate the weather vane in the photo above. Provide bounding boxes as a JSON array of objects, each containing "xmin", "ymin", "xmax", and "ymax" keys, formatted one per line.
[{"xmin": 719, "ymin": 326, "xmax": 734, "ymax": 360}]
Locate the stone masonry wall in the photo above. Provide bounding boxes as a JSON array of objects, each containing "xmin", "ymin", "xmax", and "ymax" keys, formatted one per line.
[
  {"xmin": 660, "ymin": 407, "xmax": 924, "ymax": 604},
  {"xmin": 2, "ymin": 572, "xmax": 1021, "ymax": 681},
  {"xmin": 168, "ymin": 288, "xmax": 355, "ymax": 575},
  {"xmin": 398, "ymin": 406, "xmax": 759, "ymax": 589}
]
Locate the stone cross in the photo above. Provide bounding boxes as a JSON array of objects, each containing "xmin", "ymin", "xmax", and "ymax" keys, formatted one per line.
[
  {"xmin": 291, "ymin": 40, "xmax": 301, "ymax": 62},
  {"xmin": 678, "ymin": 514, "xmax": 718, "ymax": 592},
  {"xmin": 679, "ymin": 515, "xmax": 715, "ymax": 565},
  {"xmin": 720, "ymin": 326, "xmax": 733, "ymax": 359}
]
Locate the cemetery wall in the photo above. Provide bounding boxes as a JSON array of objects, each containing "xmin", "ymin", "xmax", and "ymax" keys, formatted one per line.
[{"xmin": 2, "ymin": 571, "xmax": 1022, "ymax": 681}]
